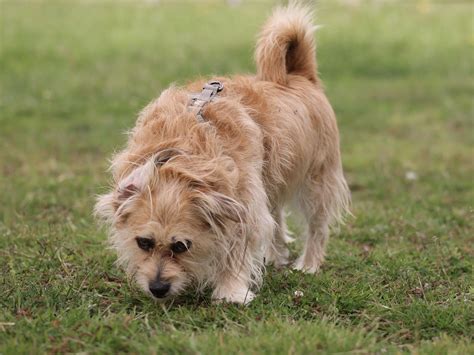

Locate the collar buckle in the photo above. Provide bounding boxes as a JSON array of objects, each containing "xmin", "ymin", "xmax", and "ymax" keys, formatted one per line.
[{"xmin": 188, "ymin": 80, "xmax": 224, "ymax": 122}]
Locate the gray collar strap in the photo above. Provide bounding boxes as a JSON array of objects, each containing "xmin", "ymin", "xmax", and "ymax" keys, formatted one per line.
[{"xmin": 188, "ymin": 80, "xmax": 224, "ymax": 122}]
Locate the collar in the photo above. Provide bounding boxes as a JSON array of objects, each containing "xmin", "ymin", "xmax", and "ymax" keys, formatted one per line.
[{"xmin": 188, "ymin": 80, "xmax": 224, "ymax": 122}]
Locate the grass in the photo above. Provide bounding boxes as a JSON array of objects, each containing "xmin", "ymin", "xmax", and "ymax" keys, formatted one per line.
[{"xmin": 0, "ymin": 0, "xmax": 473, "ymax": 353}]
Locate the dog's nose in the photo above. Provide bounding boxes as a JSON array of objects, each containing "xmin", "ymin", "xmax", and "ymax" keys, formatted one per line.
[{"xmin": 149, "ymin": 280, "xmax": 171, "ymax": 298}]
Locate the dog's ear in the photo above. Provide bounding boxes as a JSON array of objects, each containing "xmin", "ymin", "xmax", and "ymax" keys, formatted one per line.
[
  {"xmin": 117, "ymin": 159, "xmax": 155, "ymax": 199},
  {"xmin": 116, "ymin": 149, "xmax": 183, "ymax": 199},
  {"xmin": 215, "ymin": 193, "xmax": 245, "ymax": 224},
  {"xmin": 154, "ymin": 148, "xmax": 185, "ymax": 166},
  {"xmin": 193, "ymin": 190, "xmax": 245, "ymax": 229},
  {"xmin": 95, "ymin": 159, "xmax": 156, "ymax": 224}
]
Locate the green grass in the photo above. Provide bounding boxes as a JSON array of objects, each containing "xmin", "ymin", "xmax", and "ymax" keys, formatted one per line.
[{"xmin": 1, "ymin": 0, "xmax": 473, "ymax": 353}]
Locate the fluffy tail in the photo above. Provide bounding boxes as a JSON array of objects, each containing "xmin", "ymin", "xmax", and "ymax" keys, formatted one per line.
[{"xmin": 255, "ymin": 3, "xmax": 318, "ymax": 85}]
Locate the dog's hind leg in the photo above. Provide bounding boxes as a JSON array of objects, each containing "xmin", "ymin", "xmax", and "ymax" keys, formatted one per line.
[{"xmin": 293, "ymin": 163, "xmax": 350, "ymax": 273}]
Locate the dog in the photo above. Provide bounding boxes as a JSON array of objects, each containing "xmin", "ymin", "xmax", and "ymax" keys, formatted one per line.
[{"xmin": 95, "ymin": 3, "xmax": 350, "ymax": 304}]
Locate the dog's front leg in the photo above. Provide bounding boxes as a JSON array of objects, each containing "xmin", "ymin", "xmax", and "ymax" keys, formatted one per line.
[
  {"xmin": 212, "ymin": 270, "xmax": 255, "ymax": 305},
  {"xmin": 211, "ymin": 183, "xmax": 272, "ymax": 305},
  {"xmin": 211, "ymin": 239, "xmax": 257, "ymax": 305}
]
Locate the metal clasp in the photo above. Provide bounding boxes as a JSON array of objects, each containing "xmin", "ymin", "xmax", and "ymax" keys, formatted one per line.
[{"xmin": 188, "ymin": 80, "xmax": 224, "ymax": 122}]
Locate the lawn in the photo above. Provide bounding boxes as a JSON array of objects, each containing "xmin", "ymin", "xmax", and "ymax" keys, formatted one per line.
[{"xmin": 0, "ymin": 0, "xmax": 473, "ymax": 353}]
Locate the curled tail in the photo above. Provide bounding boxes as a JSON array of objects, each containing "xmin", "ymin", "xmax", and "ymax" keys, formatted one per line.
[{"xmin": 255, "ymin": 3, "xmax": 318, "ymax": 85}]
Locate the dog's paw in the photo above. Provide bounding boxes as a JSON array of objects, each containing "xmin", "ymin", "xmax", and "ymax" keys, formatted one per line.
[
  {"xmin": 292, "ymin": 255, "xmax": 322, "ymax": 274},
  {"xmin": 282, "ymin": 233, "xmax": 295, "ymax": 244},
  {"xmin": 265, "ymin": 248, "xmax": 290, "ymax": 267},
  {"xmin": 212, "ymin": 287, "xmax": 255, "ymax": 305},
  {"xmin": 265, "ymin": 248, "xmax": 290, "ymax": 268},
  {"xmin": 269, "ymin": 256, "xmax": 290, "ymax": 268}
]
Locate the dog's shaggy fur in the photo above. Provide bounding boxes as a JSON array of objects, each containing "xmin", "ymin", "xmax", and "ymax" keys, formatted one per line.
[{"xmin": 95, "ymin": 4, "xmax": 350, "ymax": 304}]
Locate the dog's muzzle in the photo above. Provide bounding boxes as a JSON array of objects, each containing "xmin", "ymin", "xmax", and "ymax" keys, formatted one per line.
[{"xmin": 149, "ymin": 279, "xmax": 171, "ymax": 298}]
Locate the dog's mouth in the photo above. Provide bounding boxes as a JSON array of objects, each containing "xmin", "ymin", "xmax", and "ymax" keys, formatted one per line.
[{"xmin": 149, "ymin": 293, "xmax": 171, "ymax": 301}]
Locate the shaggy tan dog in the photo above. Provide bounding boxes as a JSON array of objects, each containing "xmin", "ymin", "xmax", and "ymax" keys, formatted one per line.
[{"xmin": 95, "ymin": 4, "xmax": 350, "ymax": 304}]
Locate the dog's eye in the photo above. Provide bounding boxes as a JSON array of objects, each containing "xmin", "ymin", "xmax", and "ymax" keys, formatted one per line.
[
  {"xmin": 136, "ymin": 236, "xmax": 155, "ymax": 252},
  {"xmin": 170, "ymin": 240, "xmax": 191, "ymax": 254}
]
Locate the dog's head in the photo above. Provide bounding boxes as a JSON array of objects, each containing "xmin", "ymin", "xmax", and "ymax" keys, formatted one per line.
[{"xmin": 95, "ymin": 148, "xmax": 243, "ymax": 300}]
